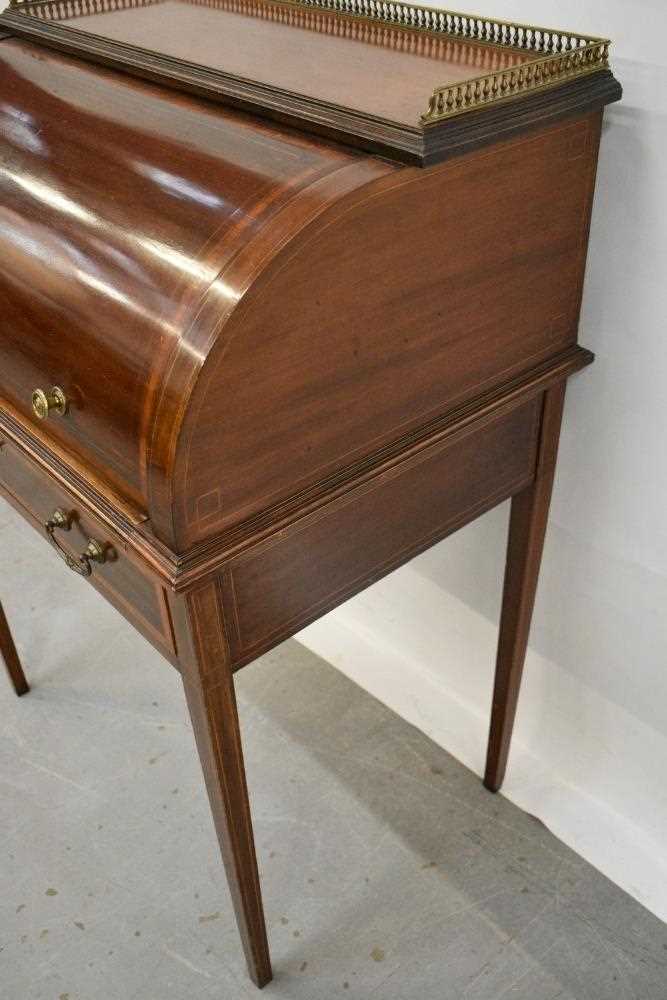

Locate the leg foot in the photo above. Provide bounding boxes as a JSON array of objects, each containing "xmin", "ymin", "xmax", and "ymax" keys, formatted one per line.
[
  {"xmin": 484, "ymin": 384, "xmax": 566, "ymax": 793},
  {"xmin": 0, "ymin": 598, "xmax": 29, "ymax": 696},
  {"xmin": 172, "ymin": 582, "xmax": 272, "ymax": 988}
]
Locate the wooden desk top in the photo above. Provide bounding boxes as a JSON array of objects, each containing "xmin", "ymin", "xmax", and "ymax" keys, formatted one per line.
[
  {"xmin": 0, "ymin": 0, "xmax": 617, "ymax": 163},
  {"xmin": 63, "ymin": 0, "xmax": 532, "ymax": 124}
]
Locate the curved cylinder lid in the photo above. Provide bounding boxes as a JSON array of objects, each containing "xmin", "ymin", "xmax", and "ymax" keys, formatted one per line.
[{"xmin": 0, "ymin": 38, "xmax": 391, "ymax": 516}]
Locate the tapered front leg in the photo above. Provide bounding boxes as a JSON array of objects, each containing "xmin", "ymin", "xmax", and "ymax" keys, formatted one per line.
[
  {"xmin": 171, "ymin": 581, "xmax": 272, "ymax": 988},
  {"xmin": 0, "ymin": 597, "xmax": 29, "ymax": 696},
  {"xmin": 484, "ymin": 383, "xmax": 567, "ymax": 793}
]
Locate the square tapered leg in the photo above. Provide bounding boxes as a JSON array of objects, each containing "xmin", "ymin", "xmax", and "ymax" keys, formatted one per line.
[
  {"xmin": 171, "ymin": 581, "xmax": 272, "ymax": 988},
  {"xmin": 484, "ymin": 383, "xmax": 566, "ymax": 793},
  {"xmin": 0, "ymin": 597, "xmax": 29, "ymax": 696}
]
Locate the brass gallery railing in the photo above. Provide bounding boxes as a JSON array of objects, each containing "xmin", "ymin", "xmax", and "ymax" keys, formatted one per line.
[{"xmin": 6, "ymin": 0, "xmax": 612, "ymax": 124}]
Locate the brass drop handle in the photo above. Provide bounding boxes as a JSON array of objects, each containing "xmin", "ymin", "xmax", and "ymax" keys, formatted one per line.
[
  {"xmin": 45, "ymin": 508, "xmax": 108, "ymax": 578},
  {"xmin": 32, "ymin": 387, "xmax": 68, "ymax": 420}
]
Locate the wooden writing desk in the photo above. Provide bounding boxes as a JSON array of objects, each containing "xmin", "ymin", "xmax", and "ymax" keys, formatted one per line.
[{"xmin": 0, "ymin": 0, "xmax": 620, "ymax": 986}]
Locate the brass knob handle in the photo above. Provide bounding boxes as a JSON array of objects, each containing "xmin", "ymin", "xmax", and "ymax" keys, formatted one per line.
[
  {"xmin": 32, "ymin": 387, "xmax": 68, "ymax": 420},
  {"xmin": 45, "ymin": 508, "xmax": 108, "ymax": 578}
]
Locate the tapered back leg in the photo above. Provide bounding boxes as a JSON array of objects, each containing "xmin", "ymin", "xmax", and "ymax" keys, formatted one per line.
[
  {"xmin": 484, "ymin": 382, "xmax": 566, "ymax": 793},
  {"xmin": 0, "ymin": 598, "xmax": 29, "ymax": 696}
]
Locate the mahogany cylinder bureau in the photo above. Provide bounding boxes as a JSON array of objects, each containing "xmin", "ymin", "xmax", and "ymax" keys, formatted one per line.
[{"xmin": 0, "ymin": 0, "xmax": 621, "ymax": 987}]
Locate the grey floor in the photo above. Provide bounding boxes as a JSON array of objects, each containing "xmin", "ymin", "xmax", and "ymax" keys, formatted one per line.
[{"xmin": 1, "ymin": 498, "xmax": 666, "ymax": 1000}]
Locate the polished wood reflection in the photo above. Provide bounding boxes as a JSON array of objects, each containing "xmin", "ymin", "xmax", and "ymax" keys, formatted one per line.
[{"xmin": 0, "ymin": 38, "xmax": 386, "ymax": 512}]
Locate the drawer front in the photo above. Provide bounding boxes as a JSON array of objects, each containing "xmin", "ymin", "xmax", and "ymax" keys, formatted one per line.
[
  {"xmin": 222, "ymin": 397, "xmax": 542, "ymax": 666},
  {"xmin": 0, "ymin": 331, "xmax": 147, "ymax": 508},
  {"xmin": 0, "ymin": 436, "xmax": 176, "ymax": 660}
]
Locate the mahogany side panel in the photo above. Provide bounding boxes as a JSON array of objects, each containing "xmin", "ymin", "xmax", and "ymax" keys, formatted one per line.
[
  {"xmin": 178, "ymin": 111, "xmax": 603, "ymax": 549},
  {"xmin": 221, "ymin": 396, "xmax": 541, "ymax": 667}
]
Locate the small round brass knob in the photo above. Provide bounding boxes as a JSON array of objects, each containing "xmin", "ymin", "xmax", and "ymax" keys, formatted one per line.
[{"xmin": 31, "ymin": 387, "xmax": 68, "ymax": 420}]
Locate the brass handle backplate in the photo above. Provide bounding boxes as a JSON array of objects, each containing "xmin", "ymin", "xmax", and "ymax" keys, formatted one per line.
[
  {"xmin": 45, "ymin": 508, "xmax": 108, "ymax": 578},
  {"xmin": 32, "ymin": 387, "xmax": 68, "ymax": 420}
]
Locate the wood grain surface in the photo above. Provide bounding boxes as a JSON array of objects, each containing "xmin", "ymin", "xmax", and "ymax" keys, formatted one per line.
[
  {"xmin": 0, "ymin": 38, "xmax": 391, "ymax": 520},
  {"xmin": 0, "ymin": 39, "xmax": 611, "ymax": 555}
]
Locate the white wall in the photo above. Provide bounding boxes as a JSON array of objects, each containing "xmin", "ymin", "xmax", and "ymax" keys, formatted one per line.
[{"xmin": 301, "ymin": 1, "xmax": 667, "ymax": 922}]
